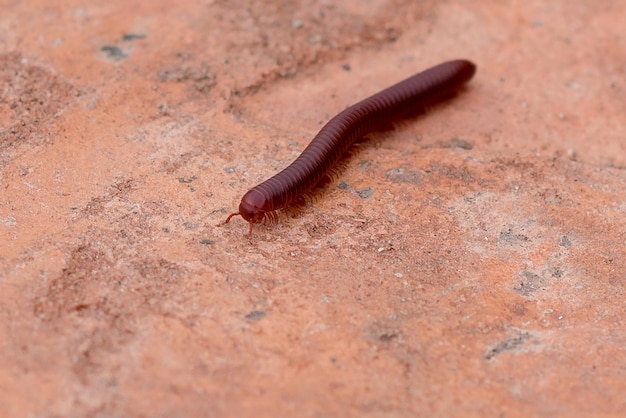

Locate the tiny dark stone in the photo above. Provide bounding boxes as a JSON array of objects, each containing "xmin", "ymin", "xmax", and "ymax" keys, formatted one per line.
[
  {"xmin": 499, "ymin": 228, "xmax": 529, "ymax": 243},
  {"xmin": 559, "ymin": 235, "xmax": 572, "ymax": 248},
  {"xmin": 378, "ymin": 329, "xmax": 398, "ymax": 342},
  {"xmin": 356, "ymin": 187, "xmax": 374, "ymax": 199},
  {"xmin": 448, "ymin": 137, "xmax": 473, "ymax": 150},
  {"xmin": 513, "ymin": 270, "xmax": 545, "ymax": 295},
  {"xmin": 484, "ymin": 333, "xmax": 531, "ymax": 360},
  {"xmin": 122, "ymin": 33, "xmax": 146, "ymax": 42},
  {"xmin": 183, "ymin": 222, "xmax": 198, "ymax": 230},
  {"xmin": 100, "ymin": 45, "xmax": 127, "ymax": 60},
  {"xmin": 245, "ymin": 311, "xmax": 266, "ymax": 321},
  {"xmin": 386, "ymin": 168, "xmax": 422, "ymax": 185},
  {"xmin": 337, "ymin": 181, "xmax": 350, "ymax": 191},
  {"xmin": 551, "ymin": 267, "xmax": 563, "ymax": 278}
]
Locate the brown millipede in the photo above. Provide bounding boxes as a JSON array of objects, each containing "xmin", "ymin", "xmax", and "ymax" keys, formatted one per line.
[{"xmin": 221, "ymin": 59, "xmax": 476, "ymax": 235}]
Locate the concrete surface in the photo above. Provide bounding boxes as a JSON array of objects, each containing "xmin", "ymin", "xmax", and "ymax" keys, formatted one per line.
[{"xmin": 1, "ymin": 0, "xmax": 625, "ymax": 417}]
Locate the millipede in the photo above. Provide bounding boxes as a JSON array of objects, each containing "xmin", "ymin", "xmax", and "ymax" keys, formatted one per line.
[{"xmin": 221, "ymin": 59, "xmax": 477, "ymax": 235}]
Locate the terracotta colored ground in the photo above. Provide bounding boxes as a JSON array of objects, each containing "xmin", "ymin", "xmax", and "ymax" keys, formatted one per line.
[{"xmin": 1, "ymin": 1, "xmax": 625, "ymax": 417}]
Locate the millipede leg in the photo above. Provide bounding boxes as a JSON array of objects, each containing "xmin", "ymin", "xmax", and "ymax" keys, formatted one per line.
[{"xmin": 218, "ymin": 212, "xmax": 240, "ymax": 226}]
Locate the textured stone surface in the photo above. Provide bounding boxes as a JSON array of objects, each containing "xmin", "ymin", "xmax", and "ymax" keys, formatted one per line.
[{"xmin": 1, "ymin": 1, "xmax": 625, "ymax": 416}]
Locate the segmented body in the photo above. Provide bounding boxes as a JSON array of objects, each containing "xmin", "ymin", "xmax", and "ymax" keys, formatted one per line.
[{"xmin": 223, "ymin": 59, "xmax": 476, "ymax": 234}]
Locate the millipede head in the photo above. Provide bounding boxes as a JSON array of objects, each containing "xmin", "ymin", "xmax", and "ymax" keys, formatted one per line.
[
  {"xmin": 238, "ymin": 189, "xmax": 268, "ymax": 224},
  {"xmin": 219, "ymin": 188, "xmax": 275, "ymax": 235}
]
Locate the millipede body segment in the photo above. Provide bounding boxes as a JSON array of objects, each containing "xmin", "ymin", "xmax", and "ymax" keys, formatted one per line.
[{"xmin": 222, "ymin": 59, "xmax": 476, "ymax": 235}]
